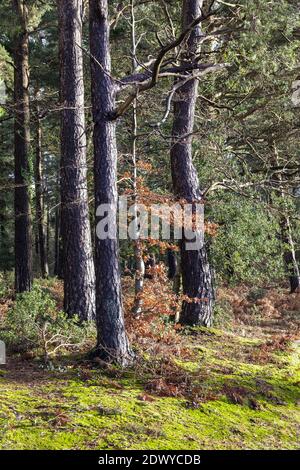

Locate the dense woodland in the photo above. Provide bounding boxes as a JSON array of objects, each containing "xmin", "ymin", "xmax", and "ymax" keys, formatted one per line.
[{"xmin": 0, "ymin": 0, "xmax": 300, "ymax": 451}]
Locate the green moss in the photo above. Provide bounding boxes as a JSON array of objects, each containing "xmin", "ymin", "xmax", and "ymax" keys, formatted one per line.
[{"xmin": 0, "ymin": 329, "xmax": 299, "ymax": 449}]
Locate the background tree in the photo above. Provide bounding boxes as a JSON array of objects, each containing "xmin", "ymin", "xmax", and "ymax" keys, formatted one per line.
[
  {"xmin": 59, "ymin": 0, "xmax": 95, "ymax": 321},
  {"xmin": 33, "ymin": 88, "xmax": 49, "ymax": 278},
  {"xmin": 13, "ymin": 0, "xmax": 32, "ymax": 293},
  {"xmin": 170, "ymin": 0, "xmax": 214, "ymax": 326}
]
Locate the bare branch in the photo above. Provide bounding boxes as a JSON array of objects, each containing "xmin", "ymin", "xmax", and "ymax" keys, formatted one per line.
[{"xmin": 113, "ymin": 7, "xmax": 218, "ymax": 119}]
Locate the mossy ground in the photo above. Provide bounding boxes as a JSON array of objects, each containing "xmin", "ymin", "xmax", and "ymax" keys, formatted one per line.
[{"xmin": 0, "ymin": 324, "xmax": 299, "ymax": 450}]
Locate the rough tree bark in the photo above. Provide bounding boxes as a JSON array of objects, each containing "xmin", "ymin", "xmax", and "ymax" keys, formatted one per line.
[
  {"xmin": 13, "ymin": 0, "xmax": 32, "ymax": 293},
  {"xmin": 34, "ymin": 93, "xmax": 49, "ymax": 278},
  {"xmin": 59, "ymin": 0, "xmax": 95, "ymax": 321},
  {"xmin": 89, "ymin": 0, "xmax": 133, "ymax": 364},
  {"xmin": 170, "ymin": 0, "xmax": 214, "ymax": 326}
]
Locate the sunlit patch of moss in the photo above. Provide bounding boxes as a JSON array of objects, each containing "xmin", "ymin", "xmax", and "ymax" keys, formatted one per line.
[
  {"xmin": 0, "ymin": 373, "xmax": 299, "ymax": 449},
  {"xmin": 189, "ymin": 326, "xmax": 225, "ymax": 337},
  {"xmin": 0, "ymin": 324, "xmax": 299, "ymax": 450}
]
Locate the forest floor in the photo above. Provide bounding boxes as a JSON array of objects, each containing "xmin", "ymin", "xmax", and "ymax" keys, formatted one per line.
[{"xmin": 0, "ymin": 280, "xmax": 300, "ymax": 450}]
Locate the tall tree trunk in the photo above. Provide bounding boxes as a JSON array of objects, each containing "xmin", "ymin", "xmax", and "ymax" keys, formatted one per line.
[
  {"xmin": 34, "ymin": 94, "xmax": 49, "ymax": 278},
  {"xmin": 59, "ymin": 0, "xmax": 95, "ymax": 321},
  {"xmin": 130, "ymin": 0, "xmax": 145, "ymax": 317},
  {"xmin": 13, "ymin": 0, "xmax": 32, "ymax": 293},
  {"xmin": 89, "ymin": 0, "xmax": 133, "ymax": 365},
  {"xmin": 170, "ymin": 0, "xmax": 214, "ymax": 326}
]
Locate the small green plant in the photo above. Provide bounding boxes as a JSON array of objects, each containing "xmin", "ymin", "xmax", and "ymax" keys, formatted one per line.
[
  {"xmin": 213, "ymin": 299, "xmax": 234, "ymax": 329},
  {"xmin": 0, "ymin": 271, "xmax": 13, "ymax": 299},
  {"xmin": 247, "ymin": 287, "xmax": 266, "ymax": 302},
  {"xmin": 248, "ymin": 304, "xmax": 263, "ymax": 325},
  {"xmin": 1, "ymin": 284, "xmax": 95, "ymax": 361}
]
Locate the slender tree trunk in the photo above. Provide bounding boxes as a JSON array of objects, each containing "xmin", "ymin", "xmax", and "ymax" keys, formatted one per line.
[
  {"xmin": 54, "ymin": 204, "xmax": 63, "ymax": 279},
  {"xmin": 89, "ymin": 0, "xmax": 133, "ymax": 365},
  {"xmin": 167, "ymin": 248, "xmax": 182, "ymax": 322},
  {"xmin": 59, "ymin": 0, "xmax": 95, "ymax": 321},
  {"xmin": 46, "ymin": 206, "xmax": 50, "ymax": 268},
  {"xmin": 167, "ymin": 248, "xmax": 178, "ymax": 280},
  {"xmin": 272, "ymin": 143, "xmax": 300, "ymax": 293},
  {"xmin": 34, "ymin": 94, "xmax": 49, "ymax": 278},
  {"xmin": 170, "ymin": 0, "xmax": 214, "ymax": 326},
  {"xmin": 13, "ymin": 0, "xmax": 32, "ymax": 293},
  {"xmin": 281, "ymin": 215, "xmax": 300, "ymax": 293},
  {"xmin": 35, "ymin": 230, "xmax": 39, "ymax": 255},
  {"xmin": 130, "ymin": 0, "xmax": 145, "ymax": 317}
]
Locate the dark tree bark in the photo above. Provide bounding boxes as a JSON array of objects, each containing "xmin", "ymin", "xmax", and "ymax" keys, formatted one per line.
[
  {"xmin": 167, "ymin": 249, "xmax": 178, "ymax": 280},
  {"xmin": 46, "ymin": 207, "xmax": 50, "ymax": 267},
  {"xmin": 89, "ymin": 0, "xmax": 133, "ymax": 365},
  {"xmin": 281, "ymin": 216, "xmax": 300, "ymax": 293},
  {"xmin": 271, "ymin": 143, "xmax": 300, "ymax": 293},
  {"xmin": 54, "ymin": 204, "xmax": 63, "ymax": 279},
  {"xmin": 144, "ymin": 254, "xmax": 156, "ymax": 279},
  {"xmin": 34, "ymin": 95, "xmax": 49, "ymax": 278},
  {"xmin": 13, "ymin": 0, "xmax": 32, "ymax": 293},
  {"xmin": 59, "ymin": 0, "xmax": 95, "ymax": 321},
  {"xmin": 170, "ymin": 0, "xmax": 214, "ymax": 326},
  {"xmin": 167, "ymin": 248, "xmax": 182, "ymax": 323}
]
